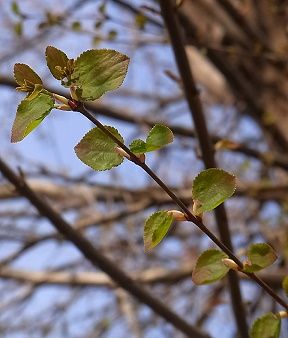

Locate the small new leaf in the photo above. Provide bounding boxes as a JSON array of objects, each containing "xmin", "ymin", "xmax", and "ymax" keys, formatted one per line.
[
  {"xmin": 192, "ymin": 249, "xmax": 229, "ymax": 285},
  {"xmin": 71, "ymin": 49, "xmax": 129, "ymax": 101},
  {"xmin": 75, "ymin": 126, "xmax": 124, "ymax": 171},
  {"xmin": 130, "ymin": 125, "xmax": 173, "ymax": 154},
  {"xmin": 283, "ymin": 276, "xmax": 288, "ymax": 296},
  {"xmin": 14, "ymin": 63, "xmax": 42, "ymax": 92},
  {"xmin": 192, "ymin": 168, "xmax": 236, "ymax": 215},
  {"xmin": 11, "ymin": 89, "xmax": 54, "ymax": 142},
  {"xmin": 45, "ymin": 46, "xmax": 69, "ymax": 80},
  {"xmin": 145, "ymin": 125, "xmax": 174, "ymax": 151},
  {"xmin": 243, "ymin": 243, "xmax": 277, "ymax": 273},
  {"xmin": 144, "ymin": 211, "xmax": 173, "ymax": 251},
  {"xmin": 250, "ymin": 313, "xmax": 281, "ymax": 338},
  {"xmin": 129, "ymin": 139, "xmax": 148, "ymax": 154}
]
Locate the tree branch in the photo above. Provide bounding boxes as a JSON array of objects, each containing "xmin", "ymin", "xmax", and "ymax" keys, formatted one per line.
[
  {"xmin": 158, "ymin": 1, "xmax": 249, "ymax": 336},
  {"xmin": 0, "ymin": 156, "xmax": 209, "ymax": 338},
  {"xmin": 76, "ymin": 105, "xmax": 288, "ymax": 312},
  {"xmin": 0, "ymin": 265, "xmax": 285, "ymax": 289},
  {"xmin": 1, "ymin": 77, "xmax": 288, "ymax": 171}
]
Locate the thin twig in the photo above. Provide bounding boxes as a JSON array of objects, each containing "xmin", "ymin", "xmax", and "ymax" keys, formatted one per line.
[
  {"xmin": 0, "ymin": 157, "xmax": 210, "ymax": 338},
  {"xmin": 77, "ymin": 105, "xmax": 288, "ymax": 312},
  {"xmin": 2, "ymin": 77, "xmax": 288, "ymax": 171},
  {"xmin": 158, "ymin": 1, "xmax": 249, "ymax": 336}
]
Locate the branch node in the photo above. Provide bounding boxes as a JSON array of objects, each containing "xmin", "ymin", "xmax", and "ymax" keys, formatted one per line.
[
  {"xmin": 222, "ymin": 258, "xmax": 240, "ymax": 271},
  {"xmin": 115, "ymin": 146, "xmax": 131, "ymax": 160}
]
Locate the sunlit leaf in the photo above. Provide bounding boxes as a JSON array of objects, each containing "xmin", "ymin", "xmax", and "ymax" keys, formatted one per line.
[
  {"xmin": 45, "ymin": 46, "xmax": 69, "ymax": 80},
  {"xmin": 250, "ymin": 313, "xmax": 281, "ymax": 338},
  {"xmin": 129, "ymin": 139, "xmax": 147, "ymax": 154},
  {"xmin": 144, "ymin": 211, "xmax": 173, "ymax": 251},
  {"xmin": 192, "ymin": 249, "xmax": 229, "ymax": 285},
  {"xmin": 75, "ymin": 126, "xmax": 124, "ymax": 171},
  {"xmin": 145, "ymin": 125, "xmax": 174, "ymax": 151},
  {"xmin": 192, "ymin": 168, "xmax": 236, "ymax": 215},
  {"xmin": 129, "ymin": 125, "xmax": 174, "ymax": 154},
  {"xmin": 11, "ymin": 89, "xmax": 54, "ymax": 142},
  {"xmin": 14, "ymin": 63, "xmax": 42, "ymax": 88},
  {"xmin": 71, "ymin": 49, "xmax": 129, "ymax": 101},
  {"xmin": 243, "ymin": 243, "xmax": 277, "ymax": 273}
]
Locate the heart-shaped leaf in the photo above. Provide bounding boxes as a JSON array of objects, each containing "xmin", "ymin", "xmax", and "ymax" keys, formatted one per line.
[
  {"xmin": 243, "ymin": 243, "xmax": 277, "ymax": 273},
  {"xmin": 14, "ymin": 63, "xmax": 42, "ymax": 91},
  {"xmin": 192, "ymin": 249, "xmax": 229, "ymax": 285},
  {"xmin": 71, "ymin": 49, "xmax": 129, "ymax": 101},
  {"xmin": 250, "ymin": 313, "xmax": 281, "ymax": 338},
  {"xmin": 129, "ymin": 125, "xmax": 174, "ymax": 154},
  {"xmin": 11, "ymin": 88, "xmax": 54, "ymax": 142},
  {"xmin": 144, "ymin": 211, "xmax": 173, "ymax": 251},
  {"xmin": 45, "ymin": 46, "xmax": 69, "ymax": 80},
  {"xmin": 192, "ymin": 168, "xmax": 236, "ymax": 215},
  {"xmin": 75, "ymin": 126, "xmax": 124, "ymax": 171}
]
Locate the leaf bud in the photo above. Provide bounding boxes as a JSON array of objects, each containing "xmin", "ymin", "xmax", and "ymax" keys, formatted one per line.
[
  {"xmin": 167, "ymin": 210, "xmax": 187, "ymax": 221},
  {"xmin": 278, "ymin": 311, "xmax": 288, "ymax": 318},
  {"xmin": 222, "ymin": 258, "xmax": 239, "ymax": 271},
  {"xmin": 53, "ymin": 93, "xmax": 69, "ymax": 105}
]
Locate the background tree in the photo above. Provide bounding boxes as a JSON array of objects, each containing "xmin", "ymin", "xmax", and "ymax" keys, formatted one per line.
[{"xmin": 0, "ymin": 0, "xmax": 287, "ymax": 337}]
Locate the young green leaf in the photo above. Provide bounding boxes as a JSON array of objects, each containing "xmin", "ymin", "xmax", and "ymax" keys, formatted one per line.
[
  {"xmin": 243, "ymin": 243, "xmax": 277, "ymax": 273},
  {"xmin": 192, "ymin": 168, "xmax": 236, "ymax": 215},
  {"xmin": 250, "ymin": 313, "xmax": 281, "ymax": 338},
  {"xmin": 192, "ymin": 249, "xmax": 229, "ymax": 285},
  {"xmin": 75, "ymin": 126, "xmax": 124, "ymax": 171},
  {"xmin": 45, "ymin": 46, "xmax": 69, "ymax": 80},
  {"xmin": 129, "ymin": 139, "xmax": 147, "ymax": 154},
  {"xmin": 71, "ymin": 49, "xmax": 129, "ymax": 101},
  {"xmin": 11, "ymin": 89, "xmax": 54, "ymax": 142},
  {"xmin": 129, "ymin": 125, "xmax": 174, "ymax": 154},
  {"xmin": 283, "ymin": 276, "xmax": 288, "ymax": 296},
  {"xmin": 144, "ymin": 211, "xmax": 173, "ymax": 251},
  {"xmin": 145, "ymin": 125, "xmax": 174, "ymax": 151},
  {"xmin": 14, "ymin": 63, "xmax": 42, "ymax": 90}
]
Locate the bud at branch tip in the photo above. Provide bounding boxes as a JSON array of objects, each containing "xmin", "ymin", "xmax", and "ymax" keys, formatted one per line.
[
  {"xmin": 135, "ymin": 153, "xmax": 145, "ymax": 163},
  {"xmin": 53, "ymin": 93, "xmax": 69, "ymax": 105},
  {"xmin": 55, "ymin": 104, "xmax": 71, "ymax": 111},
  {"xmin": 222, "ymin": 258, "xmax": 239, "ymax": 271},
  {"xmin": 168, "ymin": 210, "xmax": 187, "ymax": 221},
  {"xmin": 278, "ymin": 311, "xmax": 288, "ymax": 318}
]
